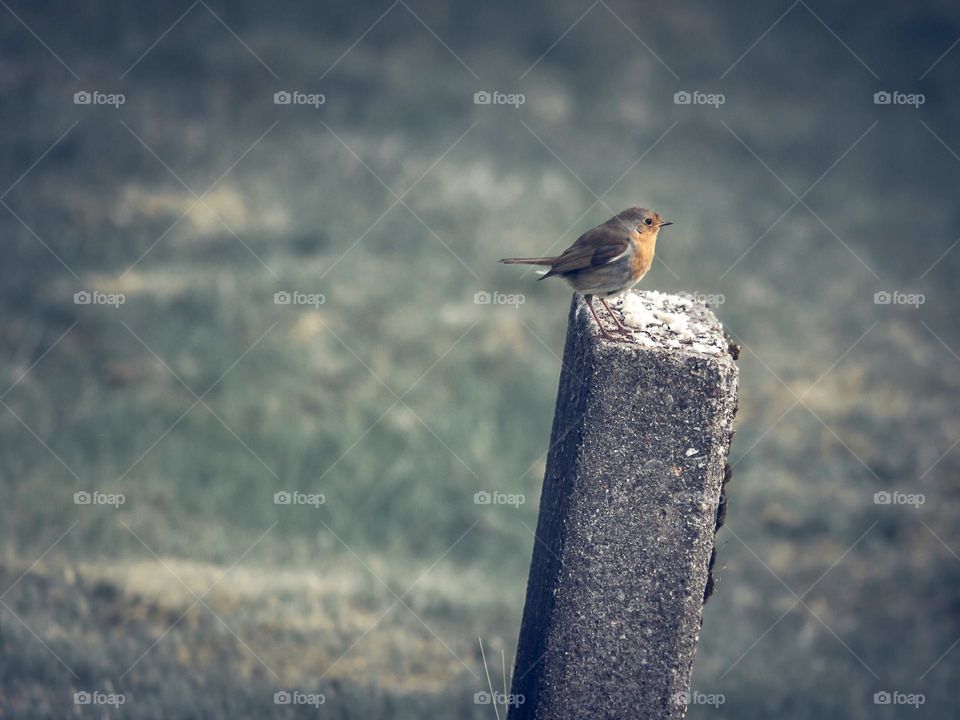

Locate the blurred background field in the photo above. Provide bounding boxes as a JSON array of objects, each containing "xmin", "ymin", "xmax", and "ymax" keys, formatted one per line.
[{"xmin": 1, "ymin": 0, "xmax": 959, "ymax": 717}]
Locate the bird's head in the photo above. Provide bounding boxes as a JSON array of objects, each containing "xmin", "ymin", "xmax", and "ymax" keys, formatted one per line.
[{"xmin": 612, "ymin": 207, "xmax": 672, "ymax": 246}]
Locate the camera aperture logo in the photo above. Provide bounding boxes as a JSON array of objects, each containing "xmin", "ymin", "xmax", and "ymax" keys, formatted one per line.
[
  {"xmin": 474, "ymin": 490, "xmax": 525, "ymax": 508},
  {"xmin": 74, "ymin": 290, "xmax": 125, "ymax": 308},
  {"xmin": 274, "ymin": 290, "xmax": 325, "ymax": 308},
  {"xmin": 873, "ymin": 690, "xmax": 925, "ymax": 707},
  {"xmin": 874, "ymin": 490, "xmax": 924, "ymax": 509},
  {"xmin": 74, "ymin": 490, "xmax": 125, "ymax": 508},
  {"xmin": 273, "ymin": 90, "xmax": 325, "ymax": 108},
  {"xmin": 674, "ymin": 90, "xmax": 725, "ymax": 108},
  {"xmin": 873, "ymin": 290, "xmax": 924, "ymax": 307},
  {"xmin": 474, "ymin": 90, "xmax": 525, "ymax": 108},
  {"xmin": 474, "ymin": 691, "xmax": 524, "ymax": 707},
  {"xmin": 274, "ymin": 690, "xmax": 325, "ymax": 707},
  {"xmin": 474, "ymin": 290, "xmax": 525, "ymax": 308},
  {"xmin": 274, "ymin": 490, "xmax": 325, "ymax": 508},
  {"xmin": 73, "ymin": 90, "xmax": 125, "ymax": 108},
  {"xmin": 873, "ymin": 90, "xmax": 924, "ymax": 108},
  {"xmin": 74, "ymin": 690, "xmax": 126, "ymax": 707}
]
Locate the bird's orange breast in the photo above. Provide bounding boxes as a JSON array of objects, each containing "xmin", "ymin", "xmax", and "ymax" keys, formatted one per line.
[{"xmin": 630, "ymin": 238, "xmax": 655, "ymax": 279}]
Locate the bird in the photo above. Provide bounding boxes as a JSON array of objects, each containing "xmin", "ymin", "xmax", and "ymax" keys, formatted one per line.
[{"xmin": 499, "ymin": 207, "xmax": 672, "ymax": 341}]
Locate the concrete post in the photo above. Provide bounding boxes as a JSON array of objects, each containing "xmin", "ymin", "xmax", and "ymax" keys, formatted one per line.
[{"xmin": 508, "ymin": 291, "xmax": 739, "ymax": 720}]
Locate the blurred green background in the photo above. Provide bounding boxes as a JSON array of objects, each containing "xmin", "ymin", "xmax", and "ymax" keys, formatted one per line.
[{"xmin": 1, "ymin": 0, "xmax": 959, "ymax": 717}]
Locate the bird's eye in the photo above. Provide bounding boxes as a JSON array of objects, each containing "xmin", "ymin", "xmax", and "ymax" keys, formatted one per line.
[{"xmin": 644, "ymin": 218, "xmax": 653, "ymax": 226}]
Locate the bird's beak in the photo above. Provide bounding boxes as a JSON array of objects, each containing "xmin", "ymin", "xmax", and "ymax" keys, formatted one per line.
[{"xmin": 658, "ymin": 221, "xmax": 673, "ymax": 227}]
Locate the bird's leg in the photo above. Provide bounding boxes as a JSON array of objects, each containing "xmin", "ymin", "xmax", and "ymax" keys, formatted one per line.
[
  {"xmin": 599, "ymin": 297, "xmax": 632, "ymax": 334},
  {"xmin": 585, "ymin": 295, "xmax": 620, "ymax": 341}
]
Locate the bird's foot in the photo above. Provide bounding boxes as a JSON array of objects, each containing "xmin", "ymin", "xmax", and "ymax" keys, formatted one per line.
[{"xmin": 598, "ymin": 325, "xmax": 634, "ymax": 342}]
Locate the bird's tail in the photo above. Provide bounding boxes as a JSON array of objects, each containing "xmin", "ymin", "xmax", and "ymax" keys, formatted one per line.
[{"xmin": 498, "ymin": 257, "xmax": 557, "ymax": 266}]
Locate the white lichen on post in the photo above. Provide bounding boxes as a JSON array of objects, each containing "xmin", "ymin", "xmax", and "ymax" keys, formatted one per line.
[{"xmin": 508, "ymin": 291, "xmax": 739, "ymax": 720}]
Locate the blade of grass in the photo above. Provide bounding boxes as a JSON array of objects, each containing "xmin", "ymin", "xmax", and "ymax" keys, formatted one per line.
[{"xmin": 478, "ymin": 637, "xmax": 501, "ymax": 720}]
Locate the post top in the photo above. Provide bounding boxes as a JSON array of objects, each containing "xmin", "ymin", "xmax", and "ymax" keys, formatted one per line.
[{"xmin": 580, "ymin": 290, "xmax": 737, "ymax": 362}]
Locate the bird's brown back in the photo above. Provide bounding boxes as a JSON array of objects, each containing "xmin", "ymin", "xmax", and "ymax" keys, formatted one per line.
[{"xmin": 540, "ymin": 225, "xmax": 631, "ymax": 279}]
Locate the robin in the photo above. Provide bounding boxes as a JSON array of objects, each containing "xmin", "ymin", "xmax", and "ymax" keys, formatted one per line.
[{"xmin": 499, "ymin": 207, "xmax": 672, "ymax": 341}]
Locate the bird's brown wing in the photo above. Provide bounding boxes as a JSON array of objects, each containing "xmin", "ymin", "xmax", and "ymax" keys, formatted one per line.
[{"xmin": 540, "ymin": 226, "xmax": 629, "ymax": 280}]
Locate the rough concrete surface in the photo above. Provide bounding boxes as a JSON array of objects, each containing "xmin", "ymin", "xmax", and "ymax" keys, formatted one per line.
[{"xmin": 509, "ymin": 291, "xmax": 739, "ymax": 720}]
